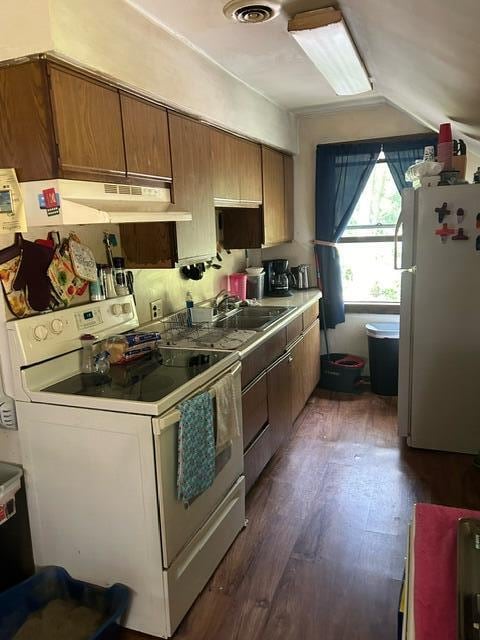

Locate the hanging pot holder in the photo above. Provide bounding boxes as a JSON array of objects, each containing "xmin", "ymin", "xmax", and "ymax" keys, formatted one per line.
[
  {"xmin": 68, "ymin": 234, "xmax": 97, "ymax": 282},
  {"xmin": 13, "ymin": 236, "xmax": 54, "ymax": 312},
  {"xmin": 48, "ymin": 238, "xmax": 85, "ymax": 306},
  {"xmin": 0, "ymin": 235, "xmax": 35, "ymax": 318}
]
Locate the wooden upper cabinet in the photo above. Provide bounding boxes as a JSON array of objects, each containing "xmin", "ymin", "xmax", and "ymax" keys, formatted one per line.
[
  {"xmin": 283, "ymin": 154, "xmax": 294, "ymax": 242},
  {"xmin": 222, "ymin": 148, "xmax": 293, "ymax": 250},
  {"xmin": 120, "ymin": 93, "xmax": 172, "ymax": 180},
  {"xmin": 0, "ymin": 61, "xmax": 57, "ymax": 182},
  {"xmin": 211, "ymin": 129, "xmax": 240, "ymax": 202},
  {"xmin": 169, "ymin": 113, "xmax": 216, "ymax": 263},
  {"xmin": 211, "ymin": 128, "xmax": 262, "ymax": 204},
  {"xmin": 262, "ymin": 146, "xmax": 286, "ymax": 246},
  {"xmin": 238, "ymin": 138, "xmax": 262, "ymax": 203},
  {"xmin": 48, "ymin": 66, "xmax": 126, "ymax": 178}
]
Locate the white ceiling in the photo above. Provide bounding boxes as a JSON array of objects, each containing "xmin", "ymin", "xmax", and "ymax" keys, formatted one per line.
[{"xmin": 127, "ymin": 0, "xmax": 480, "ymax": 150}]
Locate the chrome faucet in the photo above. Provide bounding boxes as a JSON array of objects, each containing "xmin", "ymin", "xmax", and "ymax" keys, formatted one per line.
[{"xmin": 214, "ymin": 289, "xmax": 240, "ymax": 313}]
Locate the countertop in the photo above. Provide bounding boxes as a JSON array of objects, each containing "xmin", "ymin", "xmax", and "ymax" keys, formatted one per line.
[
  {"xmin": 238, "ymin": 288, "xmax": 322, "ymax": 357},
  {"xmin": 257, "ymin": 289, "xmax": 322, "ymax": 310}
]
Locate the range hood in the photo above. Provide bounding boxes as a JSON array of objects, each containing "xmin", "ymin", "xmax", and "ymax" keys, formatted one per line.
[{"xmin": 20, "ymin": 179, "xmax": 192, "ymax": 226}]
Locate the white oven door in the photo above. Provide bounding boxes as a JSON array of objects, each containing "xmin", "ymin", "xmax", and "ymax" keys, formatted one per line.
[{"xmin": 152, "ymin": 362, "xmax": 243, "ymax": 567}]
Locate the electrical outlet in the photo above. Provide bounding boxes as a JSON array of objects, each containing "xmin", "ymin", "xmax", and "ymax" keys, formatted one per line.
[{"xmin": 150, "ymin": 299, "xmax": 163, "ymax": 321}]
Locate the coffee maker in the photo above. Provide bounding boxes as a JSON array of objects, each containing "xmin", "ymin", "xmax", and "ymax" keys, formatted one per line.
[{"xmin": 263, "ymin": 259, "xmax": 295, "ymax": 297}]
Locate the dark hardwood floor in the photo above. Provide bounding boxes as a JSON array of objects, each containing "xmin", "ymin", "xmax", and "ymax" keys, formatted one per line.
[{"xmin": 119, "ymin": 389, "xmax": 480, "ymax": 640}]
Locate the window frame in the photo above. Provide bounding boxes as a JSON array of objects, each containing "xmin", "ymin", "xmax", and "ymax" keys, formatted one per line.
[{"xmin": 338, "ymin": 154, "xmax": 401, "ymax": 311}]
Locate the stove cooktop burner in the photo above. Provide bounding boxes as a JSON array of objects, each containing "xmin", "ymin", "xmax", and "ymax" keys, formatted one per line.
[{"xmin": 43, "ymin": 348, "xmax": 230, "ymax": 404}]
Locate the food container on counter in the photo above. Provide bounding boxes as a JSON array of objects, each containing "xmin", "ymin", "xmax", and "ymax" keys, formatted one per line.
[{"xmin": 106, "ymin": 332, "xmax": 161, "ymax": 365}]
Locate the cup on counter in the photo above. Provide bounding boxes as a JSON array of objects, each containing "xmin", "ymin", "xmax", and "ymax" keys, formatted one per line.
[{"xmin": 228, "ymin": 273, "xmax": 247, "ymax": 301}]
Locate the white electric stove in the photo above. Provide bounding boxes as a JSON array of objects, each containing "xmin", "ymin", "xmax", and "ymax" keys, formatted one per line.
[{"xmin": 5, "ymin": 296, "xmax": 245, "ymax": 637}]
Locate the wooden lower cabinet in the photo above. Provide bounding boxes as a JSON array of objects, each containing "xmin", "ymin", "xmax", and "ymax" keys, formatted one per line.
[
  {"xmin": 290, "ymin": 337, "xmax": 306, "ymax": 422},
  {"xmin": 241, "ymin": 328, "xmax": 287, "ymax": 388},
  {"xmin": 242, "ymin": 372, "xmax": 268, "ymax": 450},
  {"xmin": 286, "ymin": 315, "xmax": 303, "ymax": 346},
  {"xmin": 302, "ymin": 319, "xmax": 321, "ymax": 403},
  {"xmin": 241, "ymin": 303, "xmax": 321, "ymax": 493},
  {"xmin": 267, "ymin": 351, "xmax": 293, "ymax": 455},
  {"xmin": 244, "ymin": 425, "xmax": 273, "ymax": 494}
]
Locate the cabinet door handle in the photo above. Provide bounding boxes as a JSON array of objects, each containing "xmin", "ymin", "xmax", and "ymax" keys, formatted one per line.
[{"xmin": 288, "ymin": 356, "xmax": 294, "ymax": 363}]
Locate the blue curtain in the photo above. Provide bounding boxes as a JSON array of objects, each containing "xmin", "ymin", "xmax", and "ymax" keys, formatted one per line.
[
  {"xmin": 383, "ymin": 136, "xmax": 437, "ymax": 191},
  {"xmin": 315, "ymin": 142, "xmax": 381, "ymax": 328}
]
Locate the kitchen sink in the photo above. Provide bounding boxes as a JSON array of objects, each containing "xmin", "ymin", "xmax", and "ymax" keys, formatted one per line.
[{"xmin": 215, "ymin": 305, "xmax": 295, "ymax": 331}]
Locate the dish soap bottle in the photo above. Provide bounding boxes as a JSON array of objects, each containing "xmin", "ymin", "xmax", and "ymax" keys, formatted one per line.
[{"xmin": 185, "ymin": 291, "xmax": 194, "ymax": 327}]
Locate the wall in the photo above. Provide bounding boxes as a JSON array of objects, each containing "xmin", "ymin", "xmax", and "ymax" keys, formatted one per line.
[
  {"xmin": 1, "ymin": 0, "xmax": 53, "ymax": 61},
  {"xmin": 263, "ymin": 101, "xmax": 431, "ymax": 368},
  {"xmin": 132, "ymin": 251, "xmax": 245, "ymax": 325},
  {"xmin": 3, "ymin": 2, "xmax": 296, "ymax": 152},
  {"xmin": 48, "ymin": 0, "xmax": 296, "ymax": 153}
]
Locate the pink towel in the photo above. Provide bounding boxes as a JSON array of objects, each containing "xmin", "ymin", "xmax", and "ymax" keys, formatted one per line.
[{"xmin": 414, "ymin": 503, "xmax": 480, "ymax": 640}]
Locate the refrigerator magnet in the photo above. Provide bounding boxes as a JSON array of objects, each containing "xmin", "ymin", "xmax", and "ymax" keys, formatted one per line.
[
  {"xmin": 456, "ymin": 208, "xmax": 465, "ymax": 224},
  {"xmin": 452, "ymin": 228, "xmax": 469, "ymax": 241},
  {"xmin": 435, "ymin": 223, "xmax": 455, "ymax": 243},
  {"xmin": 434, "ymin": 202, "xmax": 450, "ymax": 223}
]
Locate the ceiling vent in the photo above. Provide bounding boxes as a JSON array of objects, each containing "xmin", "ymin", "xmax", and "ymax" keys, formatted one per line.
[{"xmin": 223, "ymin": 0, "xmax": 281, "ymax": 24}]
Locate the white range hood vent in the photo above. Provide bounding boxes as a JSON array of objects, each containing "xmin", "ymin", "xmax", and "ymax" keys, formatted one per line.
[{"xmin": 20, "ymin": 179, "xmax": 192, "ymax": 226}]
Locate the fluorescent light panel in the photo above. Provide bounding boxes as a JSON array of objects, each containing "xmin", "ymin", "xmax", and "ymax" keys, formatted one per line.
[{"xmin": 289, "ymin": 10, "xmax": 371, "ymax": 96}]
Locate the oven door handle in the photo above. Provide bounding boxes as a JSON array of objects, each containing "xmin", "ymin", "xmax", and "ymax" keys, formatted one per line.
[{"xmin": 153, "ymin": 362, "xmax": 242, "ymax": 435}]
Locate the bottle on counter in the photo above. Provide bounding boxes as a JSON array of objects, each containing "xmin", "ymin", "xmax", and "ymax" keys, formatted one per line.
[
  {"xmin": 112, "ymin": 256, "xmax": 129, "ymax": 296},
  {"xmin": 185, "ymin": 291, "xmax": 194, "ymax": 327},
  {"xmin": 89, "ymin": 264, "xmax": 106, "ymax": 302}
]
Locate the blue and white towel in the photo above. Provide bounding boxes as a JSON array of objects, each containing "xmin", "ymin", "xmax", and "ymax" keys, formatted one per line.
[{"xmin": 177, "ymin": 392, "xmax": 215, "ymax": 504}]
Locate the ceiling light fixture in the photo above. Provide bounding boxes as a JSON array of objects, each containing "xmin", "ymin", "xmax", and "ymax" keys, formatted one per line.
[{"xmin": 288, "ymin": 7, "xmax": 372, "ymax": 96}]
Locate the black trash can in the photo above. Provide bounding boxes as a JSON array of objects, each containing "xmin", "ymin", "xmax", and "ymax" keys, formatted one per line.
[
  {"xmin": 0, "ymin": 463, "xmax": 34, "ymax": 592},
  {"xmin": 366, "ymin": 322, "xmax": 400, "ymax": 396}
]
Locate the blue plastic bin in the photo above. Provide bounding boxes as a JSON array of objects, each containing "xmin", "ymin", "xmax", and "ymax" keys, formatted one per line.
[{"xmin": 0, "ymin": 566, "xmax": 130, "ymax": 640}]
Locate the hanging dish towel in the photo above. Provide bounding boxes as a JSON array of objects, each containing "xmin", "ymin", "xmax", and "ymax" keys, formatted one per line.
[
  {"xmin": 211, "ymin": 372, "xmax": 241, "ymax": 451},
  {"xmin": 177, "ymin": 392, "xmax": 215, "ymax": 505}
]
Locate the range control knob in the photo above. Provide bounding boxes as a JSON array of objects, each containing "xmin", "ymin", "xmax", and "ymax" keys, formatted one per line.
[
  {"xmin": 111, "ymin": 304, "xmax": 123, "ymax": 316},
  {"xmin": 33, "ymin": 324, "xmax": 48, "ymax": 341},
  {"xmin": 122, "ymin": 303, "xmax": 131, "ymax": 314},
  {"xmin": 50, "ymin": 319, "xmax": 64, "ymax": 334}
]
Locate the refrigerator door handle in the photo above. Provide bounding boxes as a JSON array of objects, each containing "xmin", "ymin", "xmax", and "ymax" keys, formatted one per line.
[
  {"xmin": 394, "ymin": 212, "xmax": 416, "ymax": 272},
  {"xmin": 394, "ymin": 212, "xmax": 403, "ymax": 270}
]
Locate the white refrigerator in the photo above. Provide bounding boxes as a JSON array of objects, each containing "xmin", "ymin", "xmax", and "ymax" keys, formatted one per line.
[{"xmin": 397, "ymin": 184, "xmax": 480, "ymax": 454}]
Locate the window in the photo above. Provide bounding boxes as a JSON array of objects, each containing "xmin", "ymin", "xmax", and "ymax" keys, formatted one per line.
[{"xmin": 338, "ymin": 152, "xmax": 401, "ymax": 304}]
